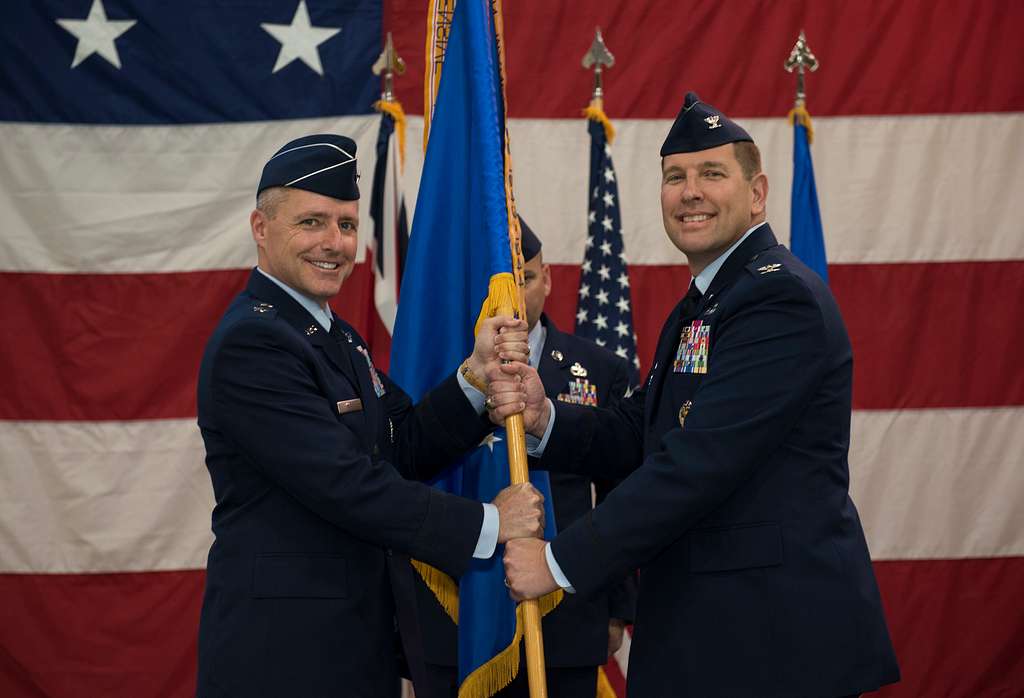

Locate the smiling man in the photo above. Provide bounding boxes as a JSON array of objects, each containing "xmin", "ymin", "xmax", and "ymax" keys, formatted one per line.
[
  {"xmin": 194, "ymin": 135, "xmax": 545, "ymax": 697},
  {"xmin": 494, "ymin": 94, "xmax": 901, "ymax": 697}
]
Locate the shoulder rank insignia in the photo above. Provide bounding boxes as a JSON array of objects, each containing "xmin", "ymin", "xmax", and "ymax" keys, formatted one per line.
[
  {"xmin": 678, "ymin": 400, "xmax": 693, "ymax": 428},
  {"xmin": 551, "ymin": 349, "xmax": 564, "ymax": 362},
  {"xmin": 673, "ymin": 320, "xmax": 710, "ymax": 374},
  {"xmin": 355, "ymin": 345, "xmax": 386, "ymax": 398},
  {"xmin": 757, "ymin": 263, "xmax": 782, "ymax": 274},
  {"xmin": 703, "ymin": 302, "xmax": 719, "ymax": 316},
  {"xmin": 570, "ymin": 362, "xmax": 588, "ymax": 378},
  {"xmin": 252, "ymin": 302, "xmax": 274, "ymax": 313},
  {"xmin": 557, "ymin": 378, "xmax": 598, "ymax": 407},
  {"xmin": 305, "ymin": 324, "xmax": 319, "ymax": 336}
]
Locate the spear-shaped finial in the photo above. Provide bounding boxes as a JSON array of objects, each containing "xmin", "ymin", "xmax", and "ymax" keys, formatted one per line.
[
  {"xmin": 372, "ymin": 32, "xmax": 406, "ymax": 102},
  {"xmin": 784, "ymin": 30, "xmax": 819, "ymax": 108},
  {"xmin": 582, "ymin": 27, "xmax": 615, "ymax": 104}
]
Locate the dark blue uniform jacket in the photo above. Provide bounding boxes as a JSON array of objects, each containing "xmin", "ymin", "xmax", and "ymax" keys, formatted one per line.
[
  {"xmin": 195, "ymin": 270, "xmax": 489, "ymax": 698},
  {"xmin": 541, "ymin": 225, "xmax": 900, "ymax": 697}
]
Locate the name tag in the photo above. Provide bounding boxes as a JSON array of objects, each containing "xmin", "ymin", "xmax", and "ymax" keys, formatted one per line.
[{"xmin": 336, "ymin": 398, "xmax": 363, "ymax": 415}]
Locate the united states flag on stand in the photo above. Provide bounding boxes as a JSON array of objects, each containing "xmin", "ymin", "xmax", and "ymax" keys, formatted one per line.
[{"xmin": 574, "ymin": 116, "xmax": 640, "ymax": 386}]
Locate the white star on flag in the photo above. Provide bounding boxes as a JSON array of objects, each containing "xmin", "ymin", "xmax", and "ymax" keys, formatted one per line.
[
  {"xmin": 576, "ymin": 308, "xmax": 589, "ymax": 323},
  {"xmin": 604, "ymin": 167, "xmax": 615, "ymax": 182},
  {"xmin": 603, "ymin": 192, "xmax": 615, "ymax": 207},
  {"xmin": 598, "ymin": 265, "xmax": 611, "ymax": 281},
  {"xmin": 596, "ymin": 289, "xmax": 609, "ymax": 305},
  {"xmin": 615, "ymin": 321, "xmax": 630, "ymax": 338},
  {"xmin": 617, "ymin": 272, "xmax": 630, "ymax": 288},
  {"xmin": 615, "ymin": 345, "xmax": 629, "ymax": 359},
  {"xmin": 616, "ymin": 297, "xmax": 631, "ymax": 313},
  {"xmin": 261, "ymin": 0, "xmax": 341, "ymax": 76},
  {"xmin": 56, "ymin": 0, "xmax": 136, "ymax": 69},
  {"xmin": 581, "ymin": 259, "xmax": 592, "ymax": 273},
  {"xmin": 578, "ymin": 283, "xmax": 590, "ymax": 298},
  {"xmin": 600, "ymin": 240, "xmax": 613, "ymax": 255},
  {"xmin": 479, "ymin": 433, "xmax": 503, "ymax": 452},
  {"xmin": 594, "ymin": 314, "xmax": 608, "ymax": 330}
]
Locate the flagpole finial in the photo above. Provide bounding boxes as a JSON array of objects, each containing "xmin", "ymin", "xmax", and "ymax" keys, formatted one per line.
[
  {"xmin": 582, "ymin": 27, "xmax": 615, "ymax": 106},
  {"xmin": 372, "ymin": 32, "xmax": 406, "ymax": 102},
  {"xmin": 783, "ymin": 30, "xmax": 819, "ymax": 108}
]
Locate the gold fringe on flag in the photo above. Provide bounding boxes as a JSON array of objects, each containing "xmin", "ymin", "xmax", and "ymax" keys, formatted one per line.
[
  {"xmin": 583, "ymin": 103, "xmax": 616, "ymax": 144},
  {"xmin": 787, "ymin": 104, "xmax": 815, "ymax": 144},
  {"xmin": 411, "ymin": 559, "xmax": 460, "ymax": 623},
  {"xmin": 457, "ymin": 589, "xmax": 564, "ymax": 698}
]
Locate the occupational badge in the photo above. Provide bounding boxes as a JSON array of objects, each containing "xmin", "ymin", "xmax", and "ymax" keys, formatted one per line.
[
  {"xmin": 355, "ymin": 345, "xmax": 386, "ymax": 398},
  {"xmin": 252, "ymin": 302, "xmax": 274, "ymax": 313},
  {"xmin": 305, "ymin": 324, "xmax": 319, "ymax": 336},
  {"xmin": 557, "ymin": 378, "xmax": 598, "ymax": 407},
  {"xmin": 551, "ymin": 350, "xmax": 564, "ymax": 362},
  {"xmin": 570, "ymin": 362, "xmax": 588, "ymax": 377},
  {"xmin": 673, "ymin": 320, "xmax": 710, "ymax": 374},
  {"xmin": 678, "ymin": 400, "xmax": 693, "ymax": 428},
  {"xmin": 757, "ymin": 263, "xmax": 782, "ymax": 274}
]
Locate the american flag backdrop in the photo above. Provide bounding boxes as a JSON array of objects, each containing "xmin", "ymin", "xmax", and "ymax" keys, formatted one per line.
[
  {"xmin": 2, "ymin": 1, "xmax": 1022, "ymax": 697},
  {"xmin": 575, "ymin": 117, "xmax": 641, "ymax": 386}
]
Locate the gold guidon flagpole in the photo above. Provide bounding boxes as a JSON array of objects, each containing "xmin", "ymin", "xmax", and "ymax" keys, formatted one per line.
[{"xmin": 492, "ymin": 3, "xmax": 548, "ymax": 695}]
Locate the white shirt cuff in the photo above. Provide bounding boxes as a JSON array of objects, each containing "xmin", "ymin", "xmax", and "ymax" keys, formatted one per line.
[
  {"xmin": 457, "ymin": 371, "xmax": 487, "ymax": 415},
  {"xmin": 545, "ymin": 542, "xmax": 575, "ymax": 593},
  {"xmin": 473, "ymin": 503, "xmax": 499, "ymax": 558},
  {"xmin": 526, "ymin": 399, "xmax": 556, "ymax": 456}
]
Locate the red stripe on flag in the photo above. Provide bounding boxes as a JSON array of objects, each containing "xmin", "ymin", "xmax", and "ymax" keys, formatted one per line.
[
  {"xmin": 0, "ymin": 570, "xmax": 203, "ymax": 698},
  {"xmin": 3, "ymin": 261, "xmax": 1021, "ymax": 420},
  {"xmin": 868, "ymin": 557, "xmax": 1024, "ymax": 697},
  {"xmin": 387, "ymin": 0, "xmax": 1024, "ymax": 118},
  {"xmin": 2, "ymin": 559, "xmax": 1021, "ymax": 697}
]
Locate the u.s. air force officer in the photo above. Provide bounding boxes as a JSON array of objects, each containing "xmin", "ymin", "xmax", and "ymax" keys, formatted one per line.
[
  {"xmin": 411, "ymin": 219, "xmax": 636, "ymax": 697},
  {"xmin": 493, "ymin": 94, "xmax": 901, "ymax": 696},
  {"xmin": 195, "ymin": 134, "xmax": 544, "ymax": 697}
]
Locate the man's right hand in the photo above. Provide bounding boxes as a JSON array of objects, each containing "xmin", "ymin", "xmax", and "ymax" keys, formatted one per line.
[{"xmin": 492, "ymin": 482, "xmax": 545, "ymax": 543}]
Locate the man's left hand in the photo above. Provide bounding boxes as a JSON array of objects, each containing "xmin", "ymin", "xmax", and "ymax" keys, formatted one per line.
[
  {"xmin": 467, "ymin": 316, "xmax": 529, "ymax": 384},
  {"xmin": 503, "ymin": 537, "xmax": 559, "ymax": 601}
]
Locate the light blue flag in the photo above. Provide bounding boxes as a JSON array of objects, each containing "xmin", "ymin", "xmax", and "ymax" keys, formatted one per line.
[
  {"xmin": 790, "ymin": 117, "xmax": 829, "ymax": 283},
  {"xmin": 389, "ymin": 0, "xmax": 558, "ymax": 693}
]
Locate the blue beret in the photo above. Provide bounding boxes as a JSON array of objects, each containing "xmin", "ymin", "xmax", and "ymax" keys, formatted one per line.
[
  {"xmin": 257, "ymin": 134, "xmax": 360, "ymax": 202},
  {"xmin": 518, "ymin": 215, "xmax": 542, "ymax": 261},
  {"xmin": 660, "ymin": 92, "xmax": 753, "ymax": 157}
]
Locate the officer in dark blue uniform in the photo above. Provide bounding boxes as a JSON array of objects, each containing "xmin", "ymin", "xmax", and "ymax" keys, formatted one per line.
[
  {"xmin": 194, "ymin": 134, "xmax": 544, "ymax": 698},
  {"xmin": 410, "ymin": 219, "xmax": 637, "ymax": 698},
  {"xmin": 498, "ymin": 94, "xmax": 901, "ymax": 697}
]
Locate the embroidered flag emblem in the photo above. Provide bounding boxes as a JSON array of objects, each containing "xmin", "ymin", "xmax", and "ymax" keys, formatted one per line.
[
  {"xmin": 673, "ymin": 320, "xmax": 710, "ymax": 374},
  {"xmin": 355, "ymin": 345, "xmax": 386, "ymax": 397}
]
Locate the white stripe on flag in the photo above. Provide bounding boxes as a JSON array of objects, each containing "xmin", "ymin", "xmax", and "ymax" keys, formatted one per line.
[{"xmin": 2, "ymin": 407, "xmax": 1021, "ymax": 574}]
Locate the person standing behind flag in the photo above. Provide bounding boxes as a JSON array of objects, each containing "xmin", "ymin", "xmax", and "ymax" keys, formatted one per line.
[
  {"xmin": 194, "ymin": 134, "xmax": 546, "ymax": 698},
  {"xmin": 496, "ymin": 93, "xmax": 901, "ymax": 697},
  {"xmin": 410, "ymin": 217, "xmax": 637, "ymax": 698}
]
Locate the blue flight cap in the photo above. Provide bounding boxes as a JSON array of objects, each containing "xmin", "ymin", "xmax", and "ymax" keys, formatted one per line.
[
  {"xmin": 519, "ymin": 215, "xmax": 542, "ymax": 262},
  {"xmin": 660, "ymin": 92, "xmax": 753, "ymax": 157},
  {"xmin": 257, "ymin": 134, "xmax": 360, "ymax": 202}
]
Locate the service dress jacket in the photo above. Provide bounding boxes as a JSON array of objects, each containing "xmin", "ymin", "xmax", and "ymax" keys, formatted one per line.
[
  {"xmin": 195, "ymin": 270, "xmax": 490, "ymax": 698},
  {"xmin": 540, "ymin": 225, "xmax": 901, "ymax": 697}
]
